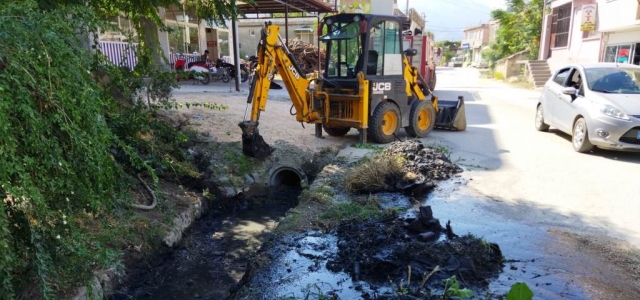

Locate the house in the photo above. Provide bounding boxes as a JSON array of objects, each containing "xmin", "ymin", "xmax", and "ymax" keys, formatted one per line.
[
  {"xmin": 462, "ymin": 23, "xmax": 492, "ymax": 67},
  {"xmin": 539, "ymin": 0, "xmax": 640, "ymax": 73}
]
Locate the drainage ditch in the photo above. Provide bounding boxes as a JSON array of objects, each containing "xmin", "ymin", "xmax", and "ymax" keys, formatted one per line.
[{"xmin": 108, "ymin": 148, "xmax": 333, "ymax": 300}]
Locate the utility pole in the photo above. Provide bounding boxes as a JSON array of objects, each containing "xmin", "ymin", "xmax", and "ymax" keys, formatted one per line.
[{"xmin": 406, "ymin": 0, "xmax": 409, "ymax": 15}]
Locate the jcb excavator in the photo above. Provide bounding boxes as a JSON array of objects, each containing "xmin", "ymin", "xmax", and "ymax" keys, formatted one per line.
[{"xmin": 239, "ymin": 13, "xmax": 466, "ymax": 158}]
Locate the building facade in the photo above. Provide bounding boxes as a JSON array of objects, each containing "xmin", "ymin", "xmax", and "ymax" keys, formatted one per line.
[
  {"xmin": 539, "ymin": 0, "xmax": 640, "ymax": 72},
  {"xmin": 462, "ymin": 24, "xmax": 489, "ymax": 67},
  {"xmin": 98, "ymin": 5, "xmax": 236, "ymax": 69}
]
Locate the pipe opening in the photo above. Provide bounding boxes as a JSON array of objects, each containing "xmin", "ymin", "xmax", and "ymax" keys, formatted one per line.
[{"xmin": 271, "ymin": 169, "xmax": 303, "ymax": 187}]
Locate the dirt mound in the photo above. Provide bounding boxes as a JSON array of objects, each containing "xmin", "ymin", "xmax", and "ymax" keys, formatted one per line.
[
  {"xmin": 383, "ymin": 140, "xmax": 463, "ymax": 181},
  {"xmin": 327, "ymin": 209, "xmax": 503, "ymax": 294}
]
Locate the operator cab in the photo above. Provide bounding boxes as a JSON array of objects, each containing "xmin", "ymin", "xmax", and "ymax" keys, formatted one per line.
[{"xmin": 319, "ymin": 14, "xmax": 406, "ymax": 88}]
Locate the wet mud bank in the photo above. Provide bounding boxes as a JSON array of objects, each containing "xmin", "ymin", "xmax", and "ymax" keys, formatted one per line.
[
  {"xmin": 232, "ymin": 141, "xmax": 506, "ymax": 299},
  {"xmin": 107, "ymin": 142, "xmax": 339, "ymax": 300}
]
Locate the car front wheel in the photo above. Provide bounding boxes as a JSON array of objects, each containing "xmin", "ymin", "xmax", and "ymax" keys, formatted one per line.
[{"xmin": 572, "ymin": 118, "xmax": 594, "ymax": 153}]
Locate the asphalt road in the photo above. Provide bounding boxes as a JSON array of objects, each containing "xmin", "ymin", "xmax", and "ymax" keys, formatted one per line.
[
  {"xmin": 429, "ymin": 67, "xmax": 640, "ymax": 245},
  {"xmin": 423, "ymin": 67, "xmax": 640, "ymax": 298}
]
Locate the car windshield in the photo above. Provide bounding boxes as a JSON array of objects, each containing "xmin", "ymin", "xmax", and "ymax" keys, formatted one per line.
[{"xmin": 585, "ymin": 67, "xmax": 640, "ymax": 94}]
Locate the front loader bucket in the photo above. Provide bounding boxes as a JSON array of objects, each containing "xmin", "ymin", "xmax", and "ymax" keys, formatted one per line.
[
  {"xmin": 238, "ymin": 121, "xmax": 273, "ymax": 159},
  {"xmin": 435, "ymin": 96, "xmax": 467, "ymax": 131}
]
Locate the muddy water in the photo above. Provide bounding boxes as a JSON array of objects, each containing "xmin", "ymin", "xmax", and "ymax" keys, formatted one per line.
[
  {"xmin": 427, "ymin": 179, "xmax": 590, "ymax": 299},
  {"xmin": 109, "ymin": 198, "xmax": 294, "ymax": 300}
]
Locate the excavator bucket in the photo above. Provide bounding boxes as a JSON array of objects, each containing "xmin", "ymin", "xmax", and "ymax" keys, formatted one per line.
[
  {"xmin": 238, "ymin": 121, "xmax": 273, "ymax": 159},
  {"xmin": 435, "ymin": 96, "xmax": 467, "ymax": 131}
]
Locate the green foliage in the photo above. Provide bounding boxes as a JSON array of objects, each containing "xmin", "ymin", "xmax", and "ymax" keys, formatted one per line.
[
  {"xmin": 442, "ymin": 50, "xmax": 455, "ymax": 64},
  {"xmin": 0, "ymin": 0, "xmax": 219, "ymax": 298},
  {"xmin": 319, "ymin": 200, "xmax": 382, "ymax": 222},
  {"xmin": 351, "ymin": 143, "xmax": 384, "ymax": 152},
  {"xmin": 489, "ymin": 0, "xmax": 543, "ymax": 61},
  {"xmin": 435, "ymin": 40, "xmax": 460, "ymax": 48},
  {"xmin": 507, "ymin": 282, "xmax": 534, "ymax": 300},
  {"xmin": 442, "ymin": 276, "xmax": 474, "ymax": 299},
  {"xmin": 494, "ymin": 72, "xmax": 505, "ymax": 80},
  {"xmin": 0, "ymin": 2, "xmax": 124, "ymax": 298}
]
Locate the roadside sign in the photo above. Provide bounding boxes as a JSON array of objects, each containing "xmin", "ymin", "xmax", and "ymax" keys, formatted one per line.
[{"xmin": 581, "ymin": 4, "xmax": 597, "ymax": 31}]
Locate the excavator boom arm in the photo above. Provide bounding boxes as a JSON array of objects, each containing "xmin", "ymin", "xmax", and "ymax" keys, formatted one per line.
[{"xmin": 239, "ymin": 23, "xmax": 316, "ymax": 158}]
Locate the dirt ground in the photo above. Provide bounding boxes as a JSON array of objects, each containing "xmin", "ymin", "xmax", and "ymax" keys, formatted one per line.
[{"xmin": 169, "ymin": 92, "xmax": 355, "ymax": 152}]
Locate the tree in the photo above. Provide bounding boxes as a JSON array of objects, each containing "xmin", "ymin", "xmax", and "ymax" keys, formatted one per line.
[{"xmin": 489, "ymin": 0, "xmax": 543, "ymax": 61}]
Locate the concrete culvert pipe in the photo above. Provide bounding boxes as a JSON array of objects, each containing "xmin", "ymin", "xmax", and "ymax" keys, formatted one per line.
[{"xmin": 268, "ymin": 165, "xmax": 308, "ymax": 187}]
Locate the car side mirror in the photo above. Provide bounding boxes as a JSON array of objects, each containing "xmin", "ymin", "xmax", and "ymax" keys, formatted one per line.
[
  {"xmin": 562, "ymin": 87, "xmax": 577, "ymax": 95},
  {"xmin": 403, "ymin": 48, "xmax": 418, "ymax": 57}
]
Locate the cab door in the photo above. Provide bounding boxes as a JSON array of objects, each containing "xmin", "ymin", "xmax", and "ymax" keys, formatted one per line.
[{"xmin": 366, "ymin": 18, "xmax": 410, "ymax": 125}]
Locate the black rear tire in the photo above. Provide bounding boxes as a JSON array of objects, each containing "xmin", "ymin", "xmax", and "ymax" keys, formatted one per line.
[
  {"xmin": 406, "ymin": 100, "xmax": 436, "ymax": 138},
  {"xmin": 323, "ymin": 125, "xmax": 351, "ymax": 137},
  {"xmin": 368, "ymin": 102, "xmax": 401, "ymax": 144}
]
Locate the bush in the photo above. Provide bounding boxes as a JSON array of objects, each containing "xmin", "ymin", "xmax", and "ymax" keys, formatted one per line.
[
  {"xmin": 494, "ymin": 72, "xmax": 505, "ymax": 80},
  {"xmin": 344, "ymin": 155, "xmax": 404, "ymax": 193},
  {"xmin": 0, "ymin": 2, "xmax": 208, "ymax": 298},
  {"xmin": 0, "ymin": 3, "xmax": 127, "ymax": 298}
]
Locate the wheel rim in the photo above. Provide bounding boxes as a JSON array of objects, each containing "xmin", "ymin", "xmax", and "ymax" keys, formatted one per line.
[
  {"xmin": 418, "ymin": 108, "xmax": 431, "ymax": 131},
  {"xmin": 381, "ymin": 111, "xmax": 398, "ymax": 136},
  {"xmin": 536, "ymin": 107, "xmax": 543, "ymax": 127},
  {"xmin": 573, "ymin": 121, "xmax": 585, "ymax": 149}
]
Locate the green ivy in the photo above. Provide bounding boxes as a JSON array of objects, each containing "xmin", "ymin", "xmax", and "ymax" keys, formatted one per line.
[{"xmin": 0, "ymin": 2, "xmax": 124, "ymax": 298}]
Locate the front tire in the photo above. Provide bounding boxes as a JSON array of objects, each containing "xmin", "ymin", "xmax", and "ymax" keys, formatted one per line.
[
  {"xmin": 368, "ymin": 102, "xmax": 400, "ymax": 144},
  {"xmin": 535, "ymin": 105, "xmax": 550, "ymax": 132},
  {"xmin": 198, "ymin": 73, "xmax": 210, "ymax": 85},
  {"xmin": 572, "ymin": 118, "xmax": 594, "ymax": 153},
  {"xmin": 406, "ymin": 100, "xmax": 436, "ymax": 138},
  {"xmin": 323, "ymin": 125, "xmax": 351, "ymax": 137}
]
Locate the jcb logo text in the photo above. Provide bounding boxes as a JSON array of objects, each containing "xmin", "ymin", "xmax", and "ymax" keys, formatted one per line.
[{"xmin": 372, "ymin": 82, "xmax": 392, "ymax": 91}]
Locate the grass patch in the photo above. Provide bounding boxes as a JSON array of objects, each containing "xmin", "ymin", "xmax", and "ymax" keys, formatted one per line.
[
  {"xmin": 224, "ymin": 148, "xmax": 254, "ymax": 175},
  {"xmin": 351, "ymin": 143, "xmax": 385, "ymax": 152},
  {"xmin": 300, "ymin": 185, "xmax": 335, "ymax": 204},
  {"xmin": 344, "ymin": 155, "xmax": 404, "ymax": 193},
  {"xmin": 427, "ymin": 142, "xmax": 450, "ymax": 155},
  {"xmin": 319, "ymin": 201, "xmax": 382, "ymax": 223}
]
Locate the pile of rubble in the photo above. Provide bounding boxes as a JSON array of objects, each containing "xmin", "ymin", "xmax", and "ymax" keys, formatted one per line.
[
  {"xmin": 327, "ymin": 205, "xmax": 503, "ymax": 291},
  {"xmin": 384, "ymin": 140, "xmax": 463, "ymax": 181}
]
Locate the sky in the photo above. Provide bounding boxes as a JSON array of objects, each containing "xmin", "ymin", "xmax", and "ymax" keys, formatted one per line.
[{"xmin": 398, "ymin": 0, "xmax": 508, "ymax": 41}]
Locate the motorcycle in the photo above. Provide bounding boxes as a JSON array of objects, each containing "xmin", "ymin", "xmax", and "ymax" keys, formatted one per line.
[
  {"xmin": 174, "ymin": 54, "xmax": 211, "ymax": 85},
  {"xmin": 208, "ymin": 64, "xmax": 231, "ymax": 83},
  {"xmin": 216, "ymin": 59, "xmax": 249, "ymax": 83}
]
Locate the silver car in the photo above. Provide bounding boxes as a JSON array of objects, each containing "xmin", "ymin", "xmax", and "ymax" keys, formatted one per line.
[{"xmin": 535, "ymin": 63, "xmax": 640, "ymax": 152}]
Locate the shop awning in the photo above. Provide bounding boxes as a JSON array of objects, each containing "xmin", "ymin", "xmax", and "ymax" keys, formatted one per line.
[{"xmin": 237, "ymin": 0, "xmax": 335, "ymax": 14}]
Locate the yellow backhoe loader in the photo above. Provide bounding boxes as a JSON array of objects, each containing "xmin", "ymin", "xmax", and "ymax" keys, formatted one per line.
[{"xmin": 239, "ymin": 14, "xmax": 466, "ymax": 158}]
